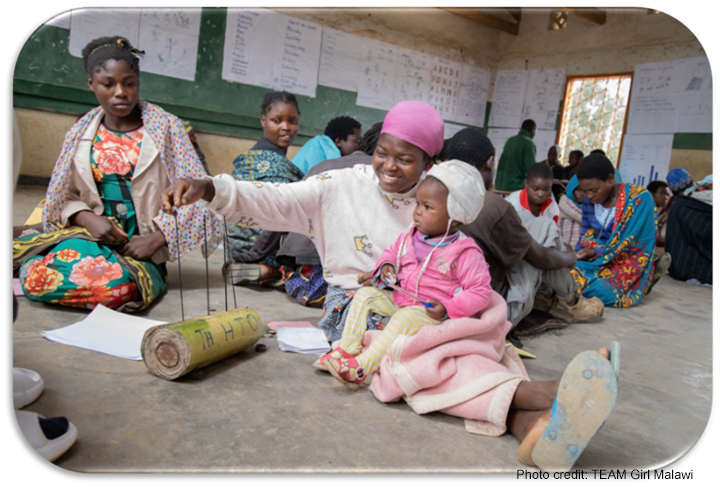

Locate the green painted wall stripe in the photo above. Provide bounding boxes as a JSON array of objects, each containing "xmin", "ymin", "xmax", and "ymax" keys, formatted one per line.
[{"xmin": 672, "ymin": 133, "xmax": 712, "ymax": 151}]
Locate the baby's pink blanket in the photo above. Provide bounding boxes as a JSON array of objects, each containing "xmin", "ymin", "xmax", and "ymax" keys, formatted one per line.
[{"xmin": 367, "ymin": 291, "xmax": 529, "ymax": 436}]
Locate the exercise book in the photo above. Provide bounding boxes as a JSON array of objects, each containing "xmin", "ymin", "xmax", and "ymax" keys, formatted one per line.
[{"xmin": 276, "ymin": 325, "xmax": 330, "ymax": 354}]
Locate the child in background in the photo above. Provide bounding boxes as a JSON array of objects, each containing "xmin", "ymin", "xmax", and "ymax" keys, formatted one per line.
[
  {"xmin": 646, "ymin": 180, "xmax": 670, "ymax": 247},
  {"xmin": 505, "ymin": 163, "xmax": 559, "ymax": 226},
  {"xmin": 557, "ymin": 175, "xmax": 586, "ymax": 248},
  {"xmin": 291, "ymin": 116, "xmax": 362, "ymax": 174},
  {"xmin": 560, "ymin": 149, "xmax": 584, "ymax": 181},
  {"xmin": 224, "ymin": 90, "xmax": 305, "ymax": 283},
  {"xmin": 323, "ymin": 160, "xmax": 493, "ymax": 389}
]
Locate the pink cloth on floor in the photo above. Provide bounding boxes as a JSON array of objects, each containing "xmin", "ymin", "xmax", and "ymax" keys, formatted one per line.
[{"xmin": 366, "ymin": 291, "xmax": 529, "ymax": 436}]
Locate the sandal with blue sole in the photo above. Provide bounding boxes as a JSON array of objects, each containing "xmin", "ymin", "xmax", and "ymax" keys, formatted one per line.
[{"xmin": 530, "ymin": 342, "xmax": 619, "ymax": 472}]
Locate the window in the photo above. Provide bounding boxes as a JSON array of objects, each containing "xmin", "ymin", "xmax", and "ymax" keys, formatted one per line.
[{"xmin": 557, "ymin": 74, "xmax": 632, "ymax": 165}]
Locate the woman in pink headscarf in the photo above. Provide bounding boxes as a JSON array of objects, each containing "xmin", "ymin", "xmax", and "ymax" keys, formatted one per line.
[{"xmin": 162, "ymin": 101, "xmax": 444, "ymax": 341}]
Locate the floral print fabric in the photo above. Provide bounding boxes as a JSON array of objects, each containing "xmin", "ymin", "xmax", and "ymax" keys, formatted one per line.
[
  {"xmin": 16, "ymin": 113, "xmax": 172, "ymax": 311},
  {"xmin": 91, "ymin": 124, "xmax": 143, "ymax": 180},
  {"xmin": 225, "ymin": 148, "xmax": 304, "ymax": 264},
  {"xmin": 42, "ymin": 101, "xmax": 221, "ymax": 262},
  {"xmin": 17, "ymin": 238, "xmax": 156, "ymax": 311}
]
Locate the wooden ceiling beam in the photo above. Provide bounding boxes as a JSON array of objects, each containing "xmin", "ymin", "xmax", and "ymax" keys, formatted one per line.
[
  {"xmin": 566, "ymin": 7, "xmax": 607, "ymax": 25},
  {"xmin": 438, "ymin": 7, "xmax": 519, "ymax": 36}
]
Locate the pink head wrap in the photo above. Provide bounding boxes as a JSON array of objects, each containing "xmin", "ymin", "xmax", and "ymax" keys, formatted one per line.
[{"xmin": 380, "ymin": 101, "xmax": 445, "ymax": 158}]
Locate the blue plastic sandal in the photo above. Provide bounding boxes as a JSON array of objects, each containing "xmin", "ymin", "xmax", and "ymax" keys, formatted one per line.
[
  {"xmin": 531, "ymin": 348, "xmax": 618, "ymax": 472},
  {"xmin": 610, "ymin": 341, "xmax": 620, "ymax": 379}
]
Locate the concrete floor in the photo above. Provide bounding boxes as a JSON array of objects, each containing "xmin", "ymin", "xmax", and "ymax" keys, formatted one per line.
[{"xmin": 11, "ymin": 184, "xmax": 713, "ymax": 473}]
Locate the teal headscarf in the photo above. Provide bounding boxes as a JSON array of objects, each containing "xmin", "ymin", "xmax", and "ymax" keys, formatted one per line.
[
  {"xmin": 566, "ymin": 175, "xmax": 582, "ymax": 207},
  {"xmin": 568, "ymin": 169, "xmax": 623, "ymax": 207}
]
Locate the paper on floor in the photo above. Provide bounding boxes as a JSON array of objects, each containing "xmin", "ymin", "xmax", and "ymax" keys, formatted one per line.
[
  {"xmin": 40, "ymin": 304, "xmax": 167, "ymax": 360},
  {"xmin": 276, "ymin": 326, "xmax": 330, "ymax": 354},
  {"xmin": 266, "ymin": 321, "xmax": 314, "ymax": 331}
]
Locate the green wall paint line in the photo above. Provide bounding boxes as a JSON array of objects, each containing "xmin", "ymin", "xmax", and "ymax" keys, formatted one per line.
[{"xmin": 672, "ymin": 133, "xmax": 712, "ymax": 151}]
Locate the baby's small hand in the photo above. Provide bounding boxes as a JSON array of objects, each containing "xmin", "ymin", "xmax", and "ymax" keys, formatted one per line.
[
  {"xmin": 380, "ymin": 264, "xmax": 397, "ymax": 285},
  {"xmin": 425, "ymin": 299, "xmax": 446, "ymax": 321}
]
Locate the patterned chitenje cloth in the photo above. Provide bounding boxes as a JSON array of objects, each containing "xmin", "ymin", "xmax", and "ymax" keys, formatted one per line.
[
  {"xmin": 572, "ymin": 183, "xmax": 657, "ymax": 307},
  {"xmin": 15, "ymin": 231, "xmax": 166, "ymax": 312},
  {"xmin": 226, "ymin": 148, "xmax": 304, "ymax": 265},
  {"xmin": 281, "ymin": 264, "xmax": 327, "ymax": 307},
  {"xmin": 15, "ymin": 123, "xmax": 168, "ymax": 311},
  {"xmin": 42, "ymin": 101, "xmax": 222, "ymax": 262},
  {"xmin": 318, "ymin": 285, "xmax": 390, "ymax": 342}
]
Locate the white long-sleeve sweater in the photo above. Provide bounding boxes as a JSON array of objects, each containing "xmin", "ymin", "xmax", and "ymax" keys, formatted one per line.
[{"xmin": 203, "ymin": 165, "xmax": 418, "ymax": 289}]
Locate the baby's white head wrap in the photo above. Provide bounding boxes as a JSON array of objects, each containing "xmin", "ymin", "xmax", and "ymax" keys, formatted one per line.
[{"xmin": 425, "ymin": 159, "xmax": 485, "ymax": 224}]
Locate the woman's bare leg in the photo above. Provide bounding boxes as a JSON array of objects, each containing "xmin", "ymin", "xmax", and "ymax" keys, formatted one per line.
[{"xmin": 510, "ymin": 347, "xmax": 611, "ymax": 466}]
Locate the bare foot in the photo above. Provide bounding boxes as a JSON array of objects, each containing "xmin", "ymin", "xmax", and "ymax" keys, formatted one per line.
[
  {"xmin": 517, "ymin": 409, "xmax": 552, "ymax": 467},
  {"xmin": 598, "ymin": 346, "xmax": 609, "ymax": 360},
  {"xmin": 257, "ymin": 264, "xmax": 275, "ymax": 281}
]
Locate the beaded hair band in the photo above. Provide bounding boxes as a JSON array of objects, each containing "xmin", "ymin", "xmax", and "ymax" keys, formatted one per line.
[{"xmin": 89, "ymin": 38, "xmax": 146, "ymax": 59}]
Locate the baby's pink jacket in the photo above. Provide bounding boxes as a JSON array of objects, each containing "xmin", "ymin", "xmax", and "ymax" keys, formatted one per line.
[{"xmin": 374, "ymin": 228, "xmax": 492, "ymax": 319}]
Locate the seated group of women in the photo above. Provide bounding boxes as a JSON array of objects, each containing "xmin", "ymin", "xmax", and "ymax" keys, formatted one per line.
[
  {"xmin": 13, "ymin": 35, "xmax": 661, "ymax": 320},
  {"xmin": 14, "ymin": 35, "xmax": 655, "ymax": 471}
]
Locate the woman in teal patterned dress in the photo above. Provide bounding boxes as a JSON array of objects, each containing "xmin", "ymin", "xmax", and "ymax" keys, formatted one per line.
[
  {"xmin": 13, "ymin": 36, "xmax": 220, "ymax": 312},
  {"xmin": 224, "ymin": 90, "xmax": 304, "ymax": 284}
]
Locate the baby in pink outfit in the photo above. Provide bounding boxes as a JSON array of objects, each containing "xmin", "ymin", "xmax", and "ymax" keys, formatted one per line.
[{"xmin": 322, "ymin": 160, "xmax": 493, "ymax": 389}]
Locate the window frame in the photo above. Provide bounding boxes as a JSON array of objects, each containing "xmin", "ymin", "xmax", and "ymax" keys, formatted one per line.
[{"xmin": 557, "ymin": 72, "xmax": 634, "ymax": 169}]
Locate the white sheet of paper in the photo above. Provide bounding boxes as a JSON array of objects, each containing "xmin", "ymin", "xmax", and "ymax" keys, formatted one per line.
[
  {"xmin": 319, "ymin": 27, "xmax": 363, "ymax": 92},
  {"xmin": 455, "ymin": 63, "xmax": 490, "ymax": 127},
  {"xmin": 626, "ymin": 92, "xmax": 680, "ymax": 135},
  {"xmin": 272, "ymin": 15, "xmax": 322, "ymax": 98},
  {"xmin": 489, "ymin": 70, "xmax": 529, "ymax": 128},
  {"xmin": 222, "ymin": 8, "xmax": 321, "ymax": 98},
  {"xmin": 41, "ymin": 305, "xmax": 167, "ymax": 360},
  {"xmin": 393, "ymin": 47, "xmax": 432, "ymax": 105},
  {"xmin": 675, "ymin": 56, "xmax": 713, "ymax": 133},
  {"xmin": 222, "ymin": 8, "xmax": 278, "ymax": 91},
  {"xmin": 69, "ymin": 9, "xmax": 141, "ymax": 58},
  {"xmin": 534, "ymin": 130, "xmax": 558, "ymax": 163},
  {"xmin": 356, "ymin": 37, "xmax": 399, "ymax": 110},
  {"xmin": 137, "ymin": 9, "xmax": 202, "ymax": 81},
  {"xmin": 69, "ymin": 8, "xmax": 201, "ymax": 81},
  {"xmin": 626, "ymin": 58, "xmax": 686, "ymax": 134},
  {"xmin": 618, "ymin": 134, "xmax": 674, "ymax": 187},
  {"xmin": 522, "ymin": 68, "xmax": 565, "ymax": 131},
  {"xmin": 428, "ymin": 57, "xmax": 464, "ymax": 122}
]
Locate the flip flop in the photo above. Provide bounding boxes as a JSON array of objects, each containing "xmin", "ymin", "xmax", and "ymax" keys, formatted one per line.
[
  {"xmin": 531, "ymin": 348, "xmax": 618, "ymax": 472},
  {"xmin": 15, "ymin": 410, "xmax": 78, "ymax": 462},
  {"xmin": 609, "ymin": 341, "xmax": 620, "ymax": 379},
  {"xmin": 13, "ymin": 368, "xmax": 44, "ymax": 409}
]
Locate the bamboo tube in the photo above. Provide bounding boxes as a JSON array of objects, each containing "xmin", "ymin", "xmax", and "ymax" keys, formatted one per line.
[{"xmin": 141, "ymin": 307, "xmax": 263, "ymax": 380}]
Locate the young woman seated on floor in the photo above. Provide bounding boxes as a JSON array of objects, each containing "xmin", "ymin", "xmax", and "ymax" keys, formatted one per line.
[
  {"xmin": 13, "ymin": 36, "xmax": 219, "ymax": 312},
  {"xmin": 572, "ymin": 154, "xmax": 659, "ymax": 307}
]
